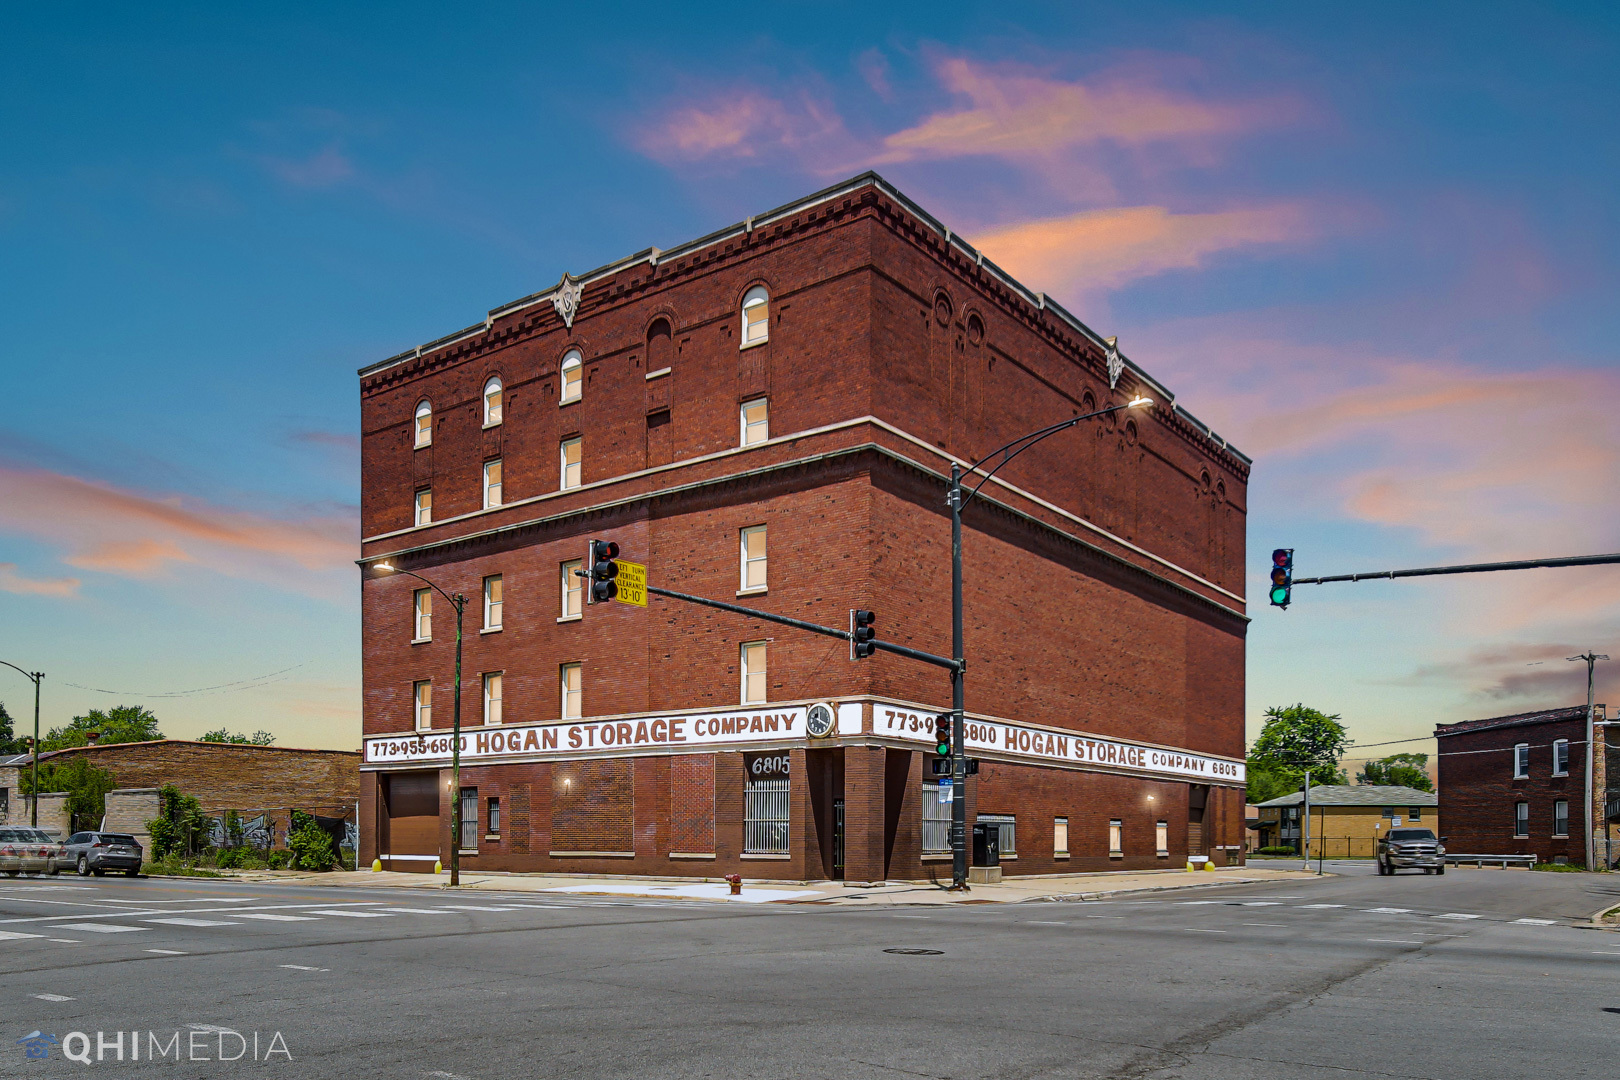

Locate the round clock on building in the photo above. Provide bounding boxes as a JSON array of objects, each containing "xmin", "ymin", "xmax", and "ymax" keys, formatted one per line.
[{"xmin": 805, "ymin": 702, "xmax": 836, "ymax": 738}]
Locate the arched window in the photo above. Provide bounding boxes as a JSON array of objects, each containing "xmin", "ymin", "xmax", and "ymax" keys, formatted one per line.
[
  {"xmin": 414, "ymin": 400, "xmax": 433, "ymax": 448},
  {"xmin": 560, "ymin": 350, "xmax": 583, "ymax": 404},
  {"xmin": 740, "ymin": 286, "xmax": 769, "ymax": 347},
  {"xmin": 647, "ymin": 318, "xmax": 673, "ymax": 373},
  {"xmin": 483, "ymin": 377, "xmax": 503, "ymax": 427}
]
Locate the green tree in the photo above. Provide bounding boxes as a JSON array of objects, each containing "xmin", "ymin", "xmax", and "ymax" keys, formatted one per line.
[
  {"xmin": 1245, "ymin": 760, "xmax": 1300, "ymax": 805},
  {"xmin": 1250, "ymin": 704, "xmax": 1350, "ymax": 791},
  {"xmin": 0, "ymin": 700, "xmax": 21, "ymax": 754},
  {"xmin": 198, "ymin": 728, "xmax": 276, "ymax": 746},
  {"xmin": 287, "ymin": 810, "xmax": 337, "ymax": 871},
  {"xmin": 20, "ymin": 758, "xmax": 118, "ymax": 832},
  {"xmin": 1358, "ymin": 752, "xmax": 1434, "ymax": 792},
  {"xmin": 145, "ymin": 784, "xmax": 207, "ymax": 859},
  {"xmin": 42, "ymin": 705, "xmax": 163, "ymax": 751}
]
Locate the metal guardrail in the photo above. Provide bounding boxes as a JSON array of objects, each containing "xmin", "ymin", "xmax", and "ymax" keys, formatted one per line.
[{"xmin": 1444, "ymin": 853, "xmax": 1536, "ymax": 868}]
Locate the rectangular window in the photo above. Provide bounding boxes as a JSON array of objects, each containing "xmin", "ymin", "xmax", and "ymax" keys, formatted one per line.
[
  {"xmin": 560, "ymin": 559, "xmax": 583, "ymax": 619},
  {"xmin": 415, "ymin": 408, "xmax": 432, "ymax": 448},
  {"xmin": 744, "ymin": 772, "xmax": 790, "ymax": 854},
  {"xmin": 922, "ymin": 783, "xmax": 951, "ymax": 853},
  {"xmin": 459, "ymin": 787, "xmax": 478, "ymax": 852},
  {"xmin": 487, "ymin": 797, "xmax": 501, "ymax": 836},
  {"xmin": 414, "ymin": 488, "xmax": 432, "ymax": 526},
  {"xmin": 413, "ymin": 588, "xmax": 432, "ymax": 641},
  {"xmin": 483, "ymin": 459, "xmax": 503, "ymax": 508},
  {"xmin": 560, "ymin": 662, "xmax": 582, "ymax": 720},
  {"xmin": 414, "ymin": 680, "xmax": 432, "ymax": 731},
  {"xmin": 1553, "ymin": 739, "xmax": 1570, "ymax": 776},
  {"xmin": 560, "ymin": 437, "xmax": 582, "ymax": 490},
  {"xmin": 561, "ymin": 356, "xmax": 582, "ymax": 403},
  {"xmin": 1514, "ymin": 801, "xmax": 1529, "ymax": 837},
  {"xmin": 1514, "ymin": 743, "xmax": 1530, "ymax": 779},
  {"xmin": 741, "ymin": 641, "xmax": 767, "ymax": 704},
  {"xmin": 1156, "ymin": 820, "xmax": 1169, "ymax": 857},
  {"xmin": 740, "ymin": 398, "xmax": 769, "ymax": 446},
  {"xmin": 1109, "ymin": 818, "xmax": 1123, "ymax": 857},
  {"xmin": 1409, "ymin": 806, "xmax": 1422, "ymax": 821},
  {"xmin": 979, "ymin": 814, "xmax": 1016, "ymax": 858},
  {"xmin": 740, "ymin": 525, "xmax": 767, "ymax": 592},
  {"xmin": 1553, "ymin": 799, "xmax": 1569, "ymax": 837},
  {"xmin": 482, "ymin": 575, "xmax": 503, "ymax": 630},
  {"xmin": 483, "ymin": 672, "xmax": 503, "ymax": 725},
  {"xmin": 1054, "ymin": 816, "xmax": 1069, "ymax": 858}
]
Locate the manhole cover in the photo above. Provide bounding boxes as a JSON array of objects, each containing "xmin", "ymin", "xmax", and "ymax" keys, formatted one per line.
[{"xmin": 884, "ymin": 948, "xmax": 943, "ymax": 955}]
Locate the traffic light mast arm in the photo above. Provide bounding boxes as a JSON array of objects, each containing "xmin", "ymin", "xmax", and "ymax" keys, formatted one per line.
[
  {"xmin": 644, "ymin": 584, "xmax": 962, "ymax": 672},
  {"xmin": 1292, "ymin": 551, "xmax": 1620, "ymax": 586}
]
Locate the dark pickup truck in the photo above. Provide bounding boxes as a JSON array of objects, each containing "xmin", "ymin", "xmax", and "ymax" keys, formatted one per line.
[{"xmin": 1377, "ymin": 828, "xmax": 1445, "ymax": 875}]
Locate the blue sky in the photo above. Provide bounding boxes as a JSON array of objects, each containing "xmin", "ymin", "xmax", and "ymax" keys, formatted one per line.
[{"xmin": 2, "ymin": 3, "xmax": 1617, "ymax": 759}]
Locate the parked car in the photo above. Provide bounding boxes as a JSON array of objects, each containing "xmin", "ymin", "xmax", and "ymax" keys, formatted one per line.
[
  {"xmin": 0, "ymin": 826, "xmax": 64, "ymax": 876},
  {"xmin": 60, "ymin": 831, "xmax": 144, "ymax": 877},
  {"xmin": 1377, "ymin": 827, "xmax": 1445, "ymax": 875}
]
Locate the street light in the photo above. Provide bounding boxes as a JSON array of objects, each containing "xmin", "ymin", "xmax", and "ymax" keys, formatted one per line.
[
  {"xmin": 946, "ymin": 394, "xmax": 1153, "ymax": 888},
  {"xmin": 0, "ymin": 661, "xmax": 43, "ymax": 827},
  {"xmin": 373, "ymin": 560, "xmax": 469, "ymax": 886}
]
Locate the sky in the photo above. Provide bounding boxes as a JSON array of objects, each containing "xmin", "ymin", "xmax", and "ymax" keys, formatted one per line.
[{"xmin": 1, "ymin": 3, "xmax": 1617, "ymax": 763}]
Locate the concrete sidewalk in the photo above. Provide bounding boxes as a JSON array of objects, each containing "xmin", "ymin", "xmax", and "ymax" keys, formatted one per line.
[{"xmin": 240, "ymin": 865, "xmax": 1322, "ymax": 905}]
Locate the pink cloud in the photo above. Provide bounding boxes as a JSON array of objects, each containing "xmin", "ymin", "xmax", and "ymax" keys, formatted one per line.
[
  {"xmin": 970, "ymin": 203, "xmax": 1309, "ymax": 296},
  {"xmin": 874, "ymin": 57, "xmax": 1286, "ymax": 163},
  {"xmin": 0, "ymin": 562, "xmax": 80, "ymax": 597},
  {"xmin": 635, "ymin": 91, "xmax": 848, "ymax": 164},
  {"xmin": 0, "ymin": 464, "xmax": 355, "ymax": 597},
  {"xmin": 262, "ymin": 144, "xmax": 355, "ymax": 188}
]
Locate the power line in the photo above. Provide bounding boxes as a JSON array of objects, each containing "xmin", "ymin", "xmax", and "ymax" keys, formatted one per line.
[{"xmin": 61, "ymin": 662, "xmax": 311, "ymax": 699}]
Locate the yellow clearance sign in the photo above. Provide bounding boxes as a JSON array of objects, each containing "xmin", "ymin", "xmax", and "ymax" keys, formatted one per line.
[{"xmin": 614, "ymin": 560, "xmax": 647, "ymax": 606}]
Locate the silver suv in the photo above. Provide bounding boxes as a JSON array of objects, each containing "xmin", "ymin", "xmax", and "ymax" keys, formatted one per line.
[
  {"xmin": 1377, "ymin": 827, "xmax": 1445, "ymax": 875},
  {"xmin": 61, "ymin": 831, "xmax": 144, "ymax": 877}
]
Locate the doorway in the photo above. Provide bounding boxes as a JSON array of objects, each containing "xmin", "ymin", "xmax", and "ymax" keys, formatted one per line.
[{"xmin": 383, "ymin": 771, "xmax": 440, "ymax": 873}]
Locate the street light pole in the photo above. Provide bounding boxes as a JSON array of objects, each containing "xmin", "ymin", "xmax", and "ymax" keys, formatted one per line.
[
  {"xmin": 372, "ymin": 562, "xmax": 468, "ymax": 886},
  {"xmin": 1569, "ymin": 651, "xmax": 1608, "ymax": 871},
  {"xmin": 1, "ymin": 661, "xmax": 43, "ymax": 827},
  {"xmin": 946, "ymin": 397, "xmax": 1152, "ymax": 889}
]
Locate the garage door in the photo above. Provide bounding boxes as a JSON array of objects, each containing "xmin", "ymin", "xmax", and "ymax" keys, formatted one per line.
[{"xmin": 385, "ymin": 771, "xmax": 440, "ymax": 872}]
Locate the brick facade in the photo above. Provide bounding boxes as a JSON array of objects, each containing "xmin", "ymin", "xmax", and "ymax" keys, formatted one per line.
[
  {"xmin": 358, "ymin": 174, "xmax": 1250, "ymax": 880},
  {"xmin": 1436, "ymin": 705, "xmax": 1612, "ymax": 867}
]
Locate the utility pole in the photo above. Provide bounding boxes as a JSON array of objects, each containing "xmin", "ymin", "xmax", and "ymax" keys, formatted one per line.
[
  {"xmin": 1301, "ymin": 767, "xmax": 1312, "ymax": 868},
  {"xmin": 1569, "ymin": 651, "xmax": 1608, "ymax": 871}
]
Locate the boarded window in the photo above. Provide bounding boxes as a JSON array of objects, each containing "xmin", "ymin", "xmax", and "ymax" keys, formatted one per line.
[
  {"xmin": 551, "ymin": 759, "xmax": 634, "ymax": 853},
  {"xmin": 669, "ymin": 755, "xmax": 715, "ymax": 854}
]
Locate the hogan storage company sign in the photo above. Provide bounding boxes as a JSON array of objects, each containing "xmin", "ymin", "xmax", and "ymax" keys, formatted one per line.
[{"xmin": 873, "ymin": 705, "xmax": 1244, "ymax": 783}]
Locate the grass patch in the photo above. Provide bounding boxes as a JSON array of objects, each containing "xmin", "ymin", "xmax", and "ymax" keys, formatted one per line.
[{"xmin": 1531, "ymin": 861, "xmax": 1586, "ymax": 872}]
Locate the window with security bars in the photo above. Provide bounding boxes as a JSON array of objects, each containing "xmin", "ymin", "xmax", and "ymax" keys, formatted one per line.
[
  {"xmin": 459, "ymin": 787, "xmax": 478, "ymax": 851},
  {"xmin": 744, "ymin": 774, "xmax": 790, "ymax": 854},
  {"xmin": 922, "ymin": 782, "xmax": 951, "ymax": 853}
]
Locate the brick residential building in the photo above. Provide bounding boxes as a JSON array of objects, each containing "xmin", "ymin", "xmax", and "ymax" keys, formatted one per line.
[
  {"xmin": 357, "ymin": 173, "xmax": 1250, "ymax": 881},
  {"xmin": 1435, "ymin": 705, "xmax": 1616, "ymax": 868}
]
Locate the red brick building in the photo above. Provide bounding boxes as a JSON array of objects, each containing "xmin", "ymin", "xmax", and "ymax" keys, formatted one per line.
[
  {"xmin": 357, "ymin": 173, "xmax": 1250, "ymax": 881},
  {"xmin": 1435, "ymin": 705, "xmax": 1614, "ymax": 867}
]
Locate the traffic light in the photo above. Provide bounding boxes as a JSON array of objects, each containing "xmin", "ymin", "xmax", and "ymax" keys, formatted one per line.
[
  {"xmin": 589, "ymin": 540, "xmax": 620, "ymax": 604},
  {"xmin": 850, "ymin": 609, "xmax": 876, "ymax": 659},
  {"xmin": 934, "ymin": 713, "xmax": 953, "ymax": 756},
  {"xmin": 1270, "ymin": 548, "xmax": 1293, "ymax": 609}
]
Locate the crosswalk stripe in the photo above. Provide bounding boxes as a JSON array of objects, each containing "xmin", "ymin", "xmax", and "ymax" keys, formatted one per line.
[
  {"xmin": 1513, "ymin": 918, "xmax": 1557, "ymax": 925},
  {"xmin": 145, "ymin": 918, "xmax": 241, "ymax": 927},
  {"xmin": 376, "ymin": 908, "xmax": 455, "ymax": 914},
  {"xmin": 52, "ymin": 923, "xmax": 147, "ymax": 933},
  {"xmin": 0, "ymin": 930, "xmax": 44, "ymax": 940},
  {"xmin": 232, "ymin": 913, "xmax": 319, "ymax": 922},
  {"xmin": 1434, "ymin": 913, "xmax": 1480, "ymax": 920},
  {"xmin": 305, "ymin": 909, "xmax": 394, "ymax": 918}
]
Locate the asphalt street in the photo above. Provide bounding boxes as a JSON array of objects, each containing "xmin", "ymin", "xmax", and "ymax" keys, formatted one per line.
[{"xmin": 3, "ymin": 867, "xmax": 1618, "ymax": 1079}]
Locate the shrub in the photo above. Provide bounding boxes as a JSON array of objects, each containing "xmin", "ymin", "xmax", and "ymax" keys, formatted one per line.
[
  {"xmin": 1256, "ymin": 846, "xmax": 1299, "ymax": 856},
  {"xmin": 288, "ymin": 811, "xmax": 337, "ymax": 871},
  {"xmin": 145, "ymin": 785, "xmax": 208, "ymax": 859}
]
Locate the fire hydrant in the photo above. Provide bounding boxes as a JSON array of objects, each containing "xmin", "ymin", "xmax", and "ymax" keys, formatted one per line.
[{"xmin": 725, "ymin": 874, "xmax": 743, "ymax": 896}]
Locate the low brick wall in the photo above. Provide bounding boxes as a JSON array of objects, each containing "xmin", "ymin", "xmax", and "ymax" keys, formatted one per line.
[{"xmin": 104, "ymin": 788, "xmax": 160, "ymax": 852}]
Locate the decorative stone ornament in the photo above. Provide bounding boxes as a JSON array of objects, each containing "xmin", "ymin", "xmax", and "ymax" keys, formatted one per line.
[
  {"xmin": 552, "ymin": 274, "xmax": 584, "ymax": 328},
  {"xmin": 1105, "ymin": 336, "xmax": 1122, "ymax": 391}
]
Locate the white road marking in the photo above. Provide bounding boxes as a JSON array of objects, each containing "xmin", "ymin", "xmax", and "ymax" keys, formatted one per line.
[
  {"xmin": 48, "ymin": 939, "xmax": 80, "ymax": 943},
  {"xmin": 1177, "ymin": 901, "xmax": 1223, "ymax": 905},
  {"xmin": 891, "ymin": 915, "xmax": 930, "ymax": 919},
  {"xmin": 1368, "ymin": 939, "xmax": 1424, "ymax": 944},
  {"xmin": 1363, "ymin": 908, "xmax": 1412, "ymax": 914},
  {"xmin": 1239, "ymin": 902, "xmax": 1283, "ymax": 907},
  {"xmin": 33, "ymin": 993, "xmax": 74, "ymax": 1002},
  {"xmin": 1184, "ymin": 928, "xmax": 1226, "ymax": 933},
  {"xmin": 52, "ymin": 923, "xmax": 146, "ymax": 933},
  {"xmin": 146, "ymin": 949, "xmax": 188, "ymax": 955},
  {"xmin": 232, "ymin": 913, "xmax": 319, "ymax": 922},
  {"xmin": 1025, "ymin": 921, "xmax": 1068, "ymax": 925},
  {"xmin": 1299, "ymin": 904, "xmax": 1344, "ymax": 909},
  {"xmin": 377, "ymin": 908, "xmax": 455, "ymax": 915},
  {"xmin": 433, "ymin": 905, "xmax": 524, "ymax": 912},
  {"xmin": 144, "ymin": 918, "xmax": 241, "ymax": 927},
  {"xmin": 1434, "ymin": 913, "xmax": 1480, "ymax": 920},
  {"xmin": 1085, "ymin": 915, "xmax": 1124, "ymax": 919},
  {"xmin": 279, "ymin": 964, "xmax": 329, "ymax": 972},
  {"xmin": 306, "ymin": 909, "xmax": 393, "ymax": 918},
  {"xmin": 0, "ymin": 930, "xmax": 44, "ymax": 940},
  {"xmin": 1243, "ymin": 922, "xmax": 1286, "ymax": 926},
  {"xmin": 1512, "ymin": 918, "xmax": 1557, "ymax": 925}
]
